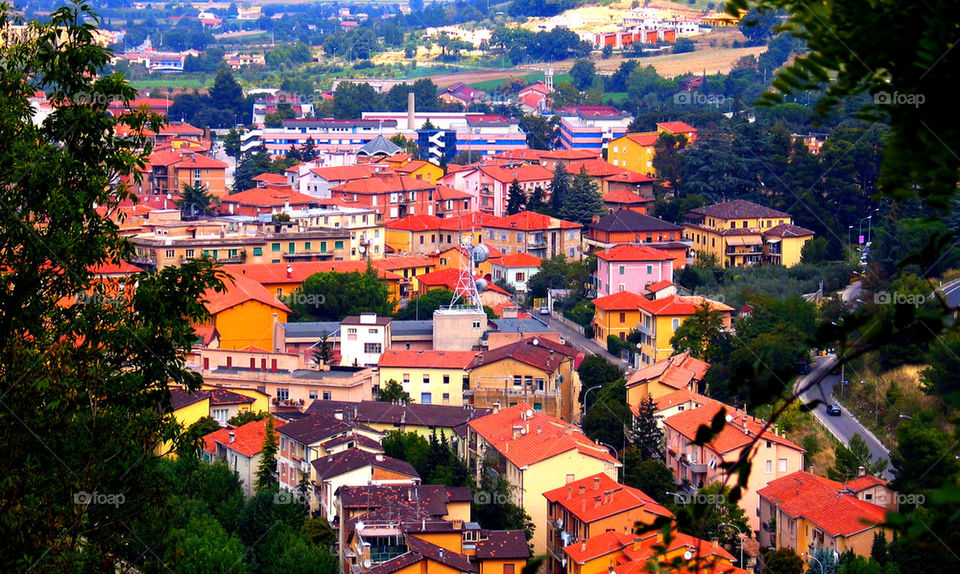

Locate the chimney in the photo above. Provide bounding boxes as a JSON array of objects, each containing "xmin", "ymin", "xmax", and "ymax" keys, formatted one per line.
[
  {"xmin": 711, "ymin": 538, "xmax": 719, "ymax": 549},
  {"xmin": 633, "ymin": 537, "xmax": 641, "ymax": 552},
  {"xmin": 334, "ymin": 409, "xmax": 343, "ymax": 421},
  {"xmin": 376, "ymin": 454, "xmax": 384, "ymax": 462},
  {"xmin": 286, "ymin": 265, "xmax": 293, "ymax": 278},
  {"xmin": 438, "ymin": 548, "xmax": 444, "ymax": 560},
  {"xmin": 857, "ymin": 465, "xmax": 866, "ymax": 477},
  {"xmin": 578, "ymin": 485, "xmax": 585, "ymax": 495},
  {"xmin": 580, "ymin": 540, "xmax": 587, "ymax": 553},
  {"xmin": 656, "ymin": 532, "xmax": 664, "ymax": 545},
  {"xmin": 407, "ymin": 92, "xmax": 416, "ymax": 130},
  {"xmin": 566, "ymin": 486, "xmax": 572, "ymax": 500},
  {"xmin": 593, "ymin": 476, "xmax": 600, "ymax": 490},
  {"xmin": 228, "ymin": 431, "xmax": 235, "ymax": 444},
  {"xmin": 808, "ymin": 464, "xmax": 814, "ymax": 474}
]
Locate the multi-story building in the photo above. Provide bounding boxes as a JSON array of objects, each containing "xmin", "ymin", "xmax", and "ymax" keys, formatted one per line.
[
  {"xmin": 757, "ymin": 470, "xmax": 893, "ymax": 556},
  {"xmin": 490, "ymin": 253, "xmax": 541, "ymax": 299},
  {"xmin": 564, "ymin": 530, "xmax": 746, "ymax": 574},
  {"xmin": 543, "ymin": 473, "xmax": 674, "ymax": 574},
  {"xmin": 329, "ymin": 172, "xmax": 439, "ymax": 221},
  {"xmin": 465, "ymin": 403, "xmax": 621, "ymax": 554},
  {"xmin": 555, "ymin": 106, "xmax": 633, "ymax": 152},
  {"xmin": 219, "ymin": 186, "xmax": 320, "ymax": 216},
  {"xmin": 663, "ymin": 399, "xmax": 806, "ymax": 532},
  {"xmin": 482, "ymin": 211, "xmax": 583, "ymax": 260},
  {"xmin": 378, "ymin": 349, "xmax": 477, "ymax": 406},
  {"xmin": 438, "ymin": 164, "xmax": 554, "ymax": 217},
  {"xmin": 270, "ymin": 204, "xmax": 385, "ymax": 259},
  {"xmin": 226, "ymin": 260, "xmax": 401, "ymax": 302},
  {"xmin": 624, "ymin": 351, "xmax": 709, "ymax": 407},
  {"xmin": 307, "ymin": 400, "xmax": 491, "ymax": 441},
  {"xmin": 202, "ymin": 417, "xmax": 285, "ymax": 496},
  {"xmin": 594, "ymin": 244, "xmax": 674, "ymax": 297},
  {"xmin": 385, "ymin": 214, "xmax": 484, "ymax": 256},
  {"xmin": 560, "ymin": 159, "xmax": 655, "ymax": 197},
  {"xmin": 590, "ymin": 291, "xmax": 648, "ymax": 344},
  {"xmin": 683, "ymin": 200, "xmax": 815, "ymax": 268},
  {"xmin": 198, "ymin": 274, "xmax": 290, "ymax": 351},
  {"xmin": 247, "ymin": 118, "xmax": 402, "ymax": 156},
  {"xmin": 467, "ymin": 338, "xmax": 582, "ymax": 422},
  {"xmin": 584, "ymin": 210, "xmax": 686, "ymax": 255},
  {"xmin": 607, "ymin": 121, "xmax": 697, "ymax": 176},
  {"xmin": 636, "ymin": 295, "xmax": 733, "ymax": 366},
  {"xmin": 135, "ymin": 149, "xmax": 228, "ymax": 199},
  {"xmin": 313, "ymin": 449, "xmax": 420, "ymax": 522},
  {"xmin": 341, "ymin": 313, "xmax": 393, "ymax": 367}
]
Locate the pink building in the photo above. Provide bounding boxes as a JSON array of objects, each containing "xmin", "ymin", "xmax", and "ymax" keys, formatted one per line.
[
  {"xmin": 437, "ymin": 164, "xmax": 553, "ymax": 217},
  {"xmin": 595, "ymin": 244, "xmax": 674, "ymax": 297}
]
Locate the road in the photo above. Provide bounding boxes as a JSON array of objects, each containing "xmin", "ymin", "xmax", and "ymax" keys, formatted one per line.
[
  {"xmin": 543, "ymin": 314, "xmax": 631, "ymax": 369},
  {"xmin": 794, "ymin": 354, "xmax": 892, "ymax": 478},
  {"xmin": 840, "ymin": 280, "xmax": 863, "ymax": 304}
]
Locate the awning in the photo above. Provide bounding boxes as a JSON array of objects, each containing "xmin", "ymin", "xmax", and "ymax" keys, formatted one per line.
[
  {"xmin": 726, "ymin": 236, "xmax": 762, "ymax": 246},
  {"xmin": 765, "ymin": 237, "xmax": 782, "ymax": 243}
]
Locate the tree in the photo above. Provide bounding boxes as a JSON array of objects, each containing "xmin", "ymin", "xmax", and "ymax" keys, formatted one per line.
[
  {"xmin": 560, "ymin": 166, "xmax": 604, "ymax": 224},
  {"xmin": 506, "ymin": 178, "xmax": 527, "ymax": 215},
  {"xmin": 623, "ymin": 455, "xmax": 675, "ymax": 506},
  {"xmin": 871, "ymin": 530, "xmax": 889, "ymax": 565},
  {"xmin": 762, "ymin": 548, "xmax": 803, "ymax": 574},
  {"xmin": 301, "ymin": 137, "xmax": 317, "ymax": 161},
  {"xmin": 383, "ymin": 430, "xmax": 430, "ymax": 475},
  {"xmin": 669, "ymin": 302, "xmax": 730, "ymax": 363},
  {"xmin": 828, "ymin": 433, "xmax": 888, "ymax": 481},
  {"xmin": 395, "ymin": 288, "xmax": 456, "ymax": 320},
  {"xmin": 259, "ymin": 525, "xmax": 338, "ymax": 574},
  {"xmin": 255, "ymin": 417, "xmax": 279, "ymax": 492},
  {"xmin": 632, "ymin": 395, "xmax": 664, "ymax": 461},
  {"xmin": 582, "ymin": 379, "xmax": 632, "ymax": 449},
  {"xmin": 675, "ymin": 483, "xmax": 748, "ymax": 552},
  {"xmin": 209, "ymin": 69, "xmax": 245, "ymax": 123},
  {"xmin": 177, "ymin": 416, "xmax": 224, "ymax": 457},
  {"xmin": 176, "ymin": 182, "xmax": 218, "ymax": 216},
  {"xmin": 228, "ymin": 410, "xmax": 270, "ymax": 427},
  {"xmin": 378, "ymin": 380, "xmax": 412, "ymax": 403},
  {"xmin": 233, "ymin": 151, "xmax": 277, "ymax": 193},
  {"xmin": 890, "ymin": 412, "xmax": 960, "ymax": 499},
  {"xmin": 164, "ymin": 515, "xmax": 249, "ymax": 574},
  {"xmin": 528, "ymin": 186, "xmax": 547, "ymax": 211},
  {"xmin": 577, "ymin": 354, "xmax": 624, "ymax": 403},
  {"xmin": 919, "ymin": 330, "xmax": 960, "ymax": 404},
  {"xmin": 292, "ymin": 268, "xmax": 393, "ymax": 321},
  {"xmin": 548, "ymin": 161, "xmax": 571, "ymax": 212},
  {"xmin": 223, "ymin": 127, "xmax": 242, "ymax": 158},
  {"xmin": 519, "ymin": 114, "xmax": 558, "ymax": 150},
  {"xmin": 569, "ymin": 59, "xmax": 596, "ymax": 91},
  {"xmin": 801, "ymin": 236, "xmax": 830, "ymax": 264},
  {"xmin": 0, "ymin": 6, "xmax": 225, "ymax": 566}
]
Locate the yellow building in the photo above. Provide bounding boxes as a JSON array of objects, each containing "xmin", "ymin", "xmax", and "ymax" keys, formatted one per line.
[
  {"xmin": 199, "ymin": 384, "xmax": 270, "ymax": 420},
  {"xmin": 466, "ymin": 404, "xmax": 622, "ymax": 555},
  {"xmin": 636, "ymin": 295, "xmax": 733, "ymax": 366},
  {"xmin": 607, "ymin": 122, "xmax": 698, "ymax": 176},
  {"xmin": 396, "ymin": 160, "xmax": 445, "ymax": 184},
  {"xmin": 159, "ymin": 387, "xmax": 212, "ymax": 456},
  {"xmin": 201, "ymin": 275, "xmax": 290, "ymax": 351},
  {"xmin": 385, "ymin": 214, "xmax": 484, "ymax": 257},
  {"xmin": 591, "ymin": 291, "xmax": 647, "ymax": 343},
  {"xmin": 373, "ymin": 255, "xmax": 437, "ymax": 299},
  {"xmin": 683, "ymin": 200, "xmax": 814, "ymax": 268},
  {"xmin": 758, "ymin": 470, "xmax": 893, "ymax": 557},
  {"xmin": 378, "ymin": 349, "xmax": 476, "ymax": 406},
  {"xmin": 624, "ymin": 352, "xmax": 709, "ymax": 407}
]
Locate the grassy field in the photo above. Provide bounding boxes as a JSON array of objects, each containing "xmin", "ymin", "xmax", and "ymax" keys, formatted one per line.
[
  {"xmin": 603, "ymin": 91, "xmax": 629, "ymax": 104},
  {"xmin": 466, "ymin": 71, "xmax": 572, "ymax": 92},
  {"xmin": 130, "ymin": 77, "xmax": 208, "ymax": 90}
]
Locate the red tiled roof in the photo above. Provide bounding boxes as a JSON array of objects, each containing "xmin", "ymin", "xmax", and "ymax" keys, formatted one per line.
[
  {"xmin": 764, "ymin": 223, "xmax": 815, "ymax": 238},
  {"xmin": 378, "ymin": 349, "xmax": 477, "ymax": 369},
  {"xmin": 468, "ymin": 403, "xmax": 619, "ymax": 468},
  {"xmin": 639, "ymin": 295, "xmax": 734, "ymax": 316},
  {"xmin": 479, "ymin": 164, "xmax": 554, "ymax": 183},
  {"xmin": 494, "ymin": 252, "xmax": 541, "ymax": 268},
  {"xmin": 372, "ymin": 256, "xmax": 434, "ymax": 271},
  {"xmin": 229, "ymin": 261, "xmax": 401, "ymax": 283},
  {"xmin": 658, "ymin": 121, "xmax": 697, "ymax": 134},
  {"xmin": 221, "ymin": 187, "xmax": 318, "ymax": 208},
  {"xmin": 544, "ymin": 473, "xmax": 673, "ymax": 524},
  {"xmin": 845, "ymin": 474, "xmax": 888, "ymax": 492},
  {"xmin": 203, "ymin": 274, "xmax": 291, "ymax": 315},
  {"xmin": 145, "ymin": 150, "xmax": 226, "ymax": 170},
  {"xmin": 89, "ymin": 260, "xmax": 142, "ymax": 275},
  {"xmin": 435, "ymin": 184, "xmax": 471, "ymax": 201},
  {"xmin": 385, "ymin": 214, "xmax": 445, "ymax": 232},
  {"xmin": 664, "ymin": 400, "xmax": 803, "ymax": 454},
  {"xmin": 158, "ymin": 122, "xmax": 203, "ymax": 135},
  {"xmin": 648, "ymin": 387, "xmax": 714, "ymax": 413},
  {"xmin": 485, "ymin": 210, "xmax": 580, "ymax": 231},
  {"xmin": 563, "ymin": 530, "xmax": 635, "ymax": 563},
  {"xmin": 757, "ymin": 471, "xmax": 889, "ymax": 536},
  {"xmin": 309, "ymin": 164, "xmax": 381, "ymax": 181},
  {"xmin": 416, "ymin": 268, "xmax": 511, "ymax": 296},
  {"xmin": 208, "ymin": 417, "xmax": 286, "ymax": 457},
  {"xmin": 603, "ymin": 189, "xmax": 652, "ymax": 204},
  {"xmin": 592, "ymin": 290, "xmax": 647, "ymax": 311},
  {"xmin": 206, "ymin": 387, "xmax": 255, "ymax": 406},
  {"xmin": 493, "ymin": 149, "xmax": 547, "ymax": 161},
  {"xmin": 440, "ymin": 211, "xmax": 500, "ymax": 231},
  {"xmin": 624, "ymin": 133, "xmax": 659, "ymax": 146},
  {"xmin": 627, "ymin": 352, "xmax": 710, "ymax": 391},
  {"xmin": 395, "ymin": 160, "xmax": 434, "ymax": 174},
  {"xmin": 645, "ymin": 280, "xmax": 675, "ymax": 293},
  {"xmin": 331, "ymin": 174, "xmax": 435, "ymax": 195},
  {"xmin": 595, "ymin": 244, "xmax": 674, "ymax": 262},
  {"xmin": 689, "ymin": 200, "xmax": 791, "ymax": 220},
  {"xmin": 252, "ymin": 173, "xmax": 288, "ymax": 185}
]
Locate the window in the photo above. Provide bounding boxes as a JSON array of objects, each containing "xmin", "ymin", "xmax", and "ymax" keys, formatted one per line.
[
  {"xmin": 420, "ymin": 392, "xmax": 432, "ymax": 404},
  {"xmin": 569, "ymin": 248, "xmax": 575, "ymax": 257},
  {"xmin": 504, "ymin": 564, "xmax": 516, "ymax": 574},
  {"xmin": 765, "ymin": 460, "xmax": 772, "ymax": 473},
  {"xmin": 277, "ymin": 388, "xmax": 290, "ymax": 401},
  {"xmin": 364, "ymin": 343, "xmax": 382, "ymax": 354},
  {"xmin": 288, "ymin": 242, "xmax": 295, "ymax": 254},
  {"xmin": 271, "ymin": 243, "xmax": 280, "ymax": 252},
  {"xmin": 335, "ymin": 241, "xmax": 344, "ymax": 250},
  {"xmin": 619, "ymin": 312, "xmax": 626, "ymax": 323},
  {"xmin": 309, "ymin": 390, "xmax": 318, "ymax": 399},
  {"xmin": 419, "ymin": 236, "xmax": 425, "ymax": 245},
  {"xmin": 212, "ymin": 408, "xmax": 228, "ymax": 425},
  {"xmin": 472, "ymin": 321, "xmax": 481, "ymax": 329},
  {"xmin": 322, "ymin": 391, "xmax": 332, "ymax": 400},
  {"xmin": 368, "ymin": 328, "xmax": 378, "ymax": 334},
  {"xmin": 513, "ymin": 376, "xmax": 522, "ymax": 388},
  {"xmin": 185, "ymin": 249, "xmax": 195, "ymax": 258},
  {"xmin": 304, "ymin": 242, "xmax": 311, "ymax": 251},
  {"xmin": 165, "ymin": 249, "xmax": 174, "ymax": 259},
  {"xmin": 515, "ymin": 272, "xmax": 525, "ymax": 282},
  {"xmin": 501, "ymin": 232, "xmax": 507, "ymax": 241},
  {"xmin": 516, "ymin": 232, "xmax": 523, "ymax": 241},
  {"xmin": 766, "ymin": 440, "xmax": 772, "ymax": 448},
  {"xmin": 422, "ymin": 374, "xmax": 430, "ymax": 385},
  {"xmin": 443, "ymin": 374, "xmax": 450, "ymax": 385},
  {"xmin": 646, "ymin": 265, "xmax": 653, "ymax": 274},
  {"xmin": 619, "ymin": 265, "xmax": 625, "ymax": 275},
  {"xmin": 778, "ymin": 458, "xmax": 787, "ymax": 472},
  {"xmin": 402, "ymin": 373, "xmax": 410, "ymax": 384},
  {"xmin": 253, "ymin": 247, "xmax": 263, "ymax": 256},
  {"xmin": 672, "ymin": 318, "xmax": 681, "ymax": 331}
]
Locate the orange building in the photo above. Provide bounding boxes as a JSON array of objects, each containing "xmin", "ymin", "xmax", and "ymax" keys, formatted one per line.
[
  {"xmin": 136, "ymin": 149, "xmax": 228, "ymax": 199},
  {"xmin": 200, "ymin": 274, "xmax": 290, "ymax": 351}
]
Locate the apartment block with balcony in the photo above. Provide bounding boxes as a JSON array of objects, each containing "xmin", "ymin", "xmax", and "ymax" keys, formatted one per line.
[
  {"xmin": 482, "ymin": 211, "xmax": 583, "ymax": 260},
  {"xmin": 135, "ymin": 149, "xmax": 228, "ymax": 199}
]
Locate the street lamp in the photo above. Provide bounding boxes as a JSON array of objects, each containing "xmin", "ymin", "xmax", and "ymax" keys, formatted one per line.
[
  {"xmin": 802, "ymin": 552, "xmax": 825, "ymax": 574},
  {"xmin": 858, "ymin": 215, "xmax": 872, "ymax": 246},
  {"xmin": 716, "ymin": 522, "xmax": 744, "ymax": 567},
  {"xmin": 581, "ymin": 385, "xmax": 602, "ymax": 419},
  {"xmin": 899, "ymin": 414, "xmax": 912, "ymax": 420}
]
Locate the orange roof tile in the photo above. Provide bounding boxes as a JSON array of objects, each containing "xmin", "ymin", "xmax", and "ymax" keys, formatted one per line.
[
  {"xmin": 309, "ymin": 164, "xmax": 380, "ymax": 181},
  {"xmin": 494, "ymin": 253, "xmax": 541, "ymax": 268},
  {"xmin": 372, "ymin": 256, "xmax": 434, "ymax": 271},
  {"xmin": 385, "ymin": 214, "xmax": 446, "ymax": 232},
  {"xmin": 227, "ymin": 261, "xmax": 401, "ymax": 284},
  {"xmin": 658, "ymin": 121, "xmax": 697, "ymax": 134},
  {"xmin": 563, "ymin": 531, "xmax": 635, "ymax": 563},
  {"xmin": 645, "ymin": 280, "xmax": 675, "ymax": 293},
  {"xmin": 603, "ymin": 189, "xmax": 652, "ymax": 204},
  {"xmin": 468, "ymin": 403, "xmax": 619, "ymax": 468},
  {"xmin": 221, "ymin": 187, "xmax": 318, "ymax": 208},
  {"xmin": 639, "ymin": 295, "xmax": 734, "ymax": 316},
  {"xmin": 544, "ymin": 473, "xmax": 673, "ymax": 525},
  {"xmin": 203, "ymin": 274, "xmax": 291, "ymax": 315},
  {"xmin": 624, "ymin": 133, "xmax": 659, "ymax": 146},
  {"xmin": 435, "ymin": 185, "xmax": 471, "ymax": 201},
  {"xmin": 592, "ymin": 290, "xmax": 648, "ymax": 311},
  {"xmin": 253, "ymin": 173, "xmax": 289, "ymax": 185},
  {"xmin": 416, "ymin": 268, "xmax": 510, "ymax": 296},
  {"xmin": 209, "ymin": 417, "xmax": 287, "ymax": 458},
  {"xmin": 485, "ymin": 211, "xmax": 581, "ymax": 231},
  {"xmin": 595, "ymin": 244, "xmax": 674, "ymax": 262},
  {"xmin": 479, "ymin": 164, "xmax": 554, "ymax": 183},
  {"xmin": 89, "ymin": 260, "xmax": 142, "ymax": 275},
  {"xmin": 331, "ymin": 174, "xmax": 435, "ymax": 195},
  {"xmin": 378, "ymin": 349, "xmax": 477, "ymax": 369},
  {"xmin": 664, "ymin": 401, "xmax": 803, "ymax": 454}
]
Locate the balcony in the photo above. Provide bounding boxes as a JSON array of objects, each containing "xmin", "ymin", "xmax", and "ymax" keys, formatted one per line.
[
  {"xmin": 479, "ymin": 186, "xmax": 494, "ymax": 197},
  {"xmin": 637, "ymin": 323, "xmax": 653, "ymax": 337},
  {"xmin": 130, "ymin": 255, "xmax": 157, "ymax": 266}
]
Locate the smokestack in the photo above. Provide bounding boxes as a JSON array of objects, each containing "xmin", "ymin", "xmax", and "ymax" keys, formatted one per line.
[
  {"xmin": 407, "ymin": 92, "xmax": 416, "ymax": 130},
  {"xmin": 228, "ymin": 432, "xmax": 235, "ymax": 444},
  {"xmin": 857, "ymin": 465, "xmax": 866, "ymax": 477}
]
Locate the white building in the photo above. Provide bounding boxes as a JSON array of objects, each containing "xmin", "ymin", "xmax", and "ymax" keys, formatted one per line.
[{"xmin": 339, "ymin": 314, "xmax": 392, "ymax": 367}]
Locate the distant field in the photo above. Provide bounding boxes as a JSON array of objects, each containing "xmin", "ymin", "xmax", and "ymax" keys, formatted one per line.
[
  {"xmin": 130, "ymin": 78, "xmax": 208, "ymax": 90},
  {"xmin": 465, "ymin": 71, "xmax": 572, "ymax": 92},
  {"xmin": 603, "ymin": 92, "xmax": 629, "ymax": 104}
]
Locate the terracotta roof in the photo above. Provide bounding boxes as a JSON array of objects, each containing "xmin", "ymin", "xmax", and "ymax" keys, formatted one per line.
[
  {"xmin": 158, "ymin": 123, "xmax": 202, "ymax": 136},
  {"xmin": 405, "ymin": 535, "xmax": 476, "ymax": 572},
  {"xmin": 604, "ymin": 531, "xmax": 741, "ymax": 574},
  {"xmin": 645, "ymin": 280, "xmax": 676, "ymax": 293},
  {"xmin": 664, "ymin": 400, "xmax": 803, "ymax": 454},
  {"xmin": 493, "ymin": 148, "xmax": 547, "ymax": 161},
  {"xmin": 603, "ymin": 189, "xmax": 652, "ymax": 204},
  {"xmin": 592, "ymin": 290, "xmax": 647, "ymax": 311},
  {"xmin": 416, "ymin": 268, "xmax": 511, "ymax": 296},
  {"xmin": 764, "ymin": 223, "xmax": 815, "ymax": 238},
  {"xmin": 658, "ymin": 121, "xmax": 697, "ymax": 134},
  {"xmin": 277, "ymin": 412, "xmax": 352, "ymax": 445},
  {"xmin": 203, "ymin": 427, "xmax": 230, "ymax": 454},
  {"xmin": 169, "ymin": 387, "xmax": 209, "ymax": 411},
  {"xmin": 493, "ymin": 252, "xmax": 541, "ymax": 268},
  {"xmin": 479, "ymin": 164, "xmax": 554, "ymax": 183},
  {"xmin": 474, "ymin": 530, "xmax": 530, "ymax": 559},
  {"xmin": 624, "ymin": 133, "xmax": 659, "ymax": 146},
  {"xmin": 435, "ymin": 184, "xmax": 471, "ymax": 201},
  {"xmin": 89, "ymin": 260, "xmax": 142, "ymax": 275},
  {"xmin": 439, "ymin": 211, "xmax": 501, "ymax": 230},
  {"xmin": 320, "ymin": 431, "xmax": 383, "ymax": 452},
  {"xmin": 206, "ymin": 387, "xmax": 256, "ymax": 406},
  {"xmin": 689, "ymin": 200, "xmax": 791, "ymax": 220},
  {"xmin": 221, "ymin": 187, "xmax": 318, "ymax": 208},
  {"xmin": 563, "ymin": 159, "xmax": 653, "ymax": 183},
  {"xmin": 209, "ymin": 417, "xmax": 286, "ymax": 457},
  {"xmin": 306, "ymin": 400, "xmax": 491, "ymax": 434},
  {"xmin": 539, "ymin": 149, "xmax": 602, "ymax": 161},
  {"xmin": 395, "ymin": 160, "xmax": 435, "ymax": 174},
  {"xmin": 564, "ymin": 530, "xmax": 635, "ymax": 564},
  {"xmin": 203, "ymin": 275, "xmax": 291, "ymax": 315},
  {"xmin": 845, "ymin": 474, "xmax": 888, "ymax": 492},
  {"xmin": 470, "ymin": 337, "xmax": 581, "ymax": 374},
  {"xmin": 378, "ymin": 349, "xmax": 477, "ymax": 369},
  {"xmin": 229, "ymin": 261, "xmax": 401, "ymax": 284},
  {"xmin": 311, "ymin": 448, "xmax": 419, "ymax": 481},
  {"xmin": 308, "ymin": 164, "xmax": 382, "ymax": 181},
  {"xmin": 385, "ymin": 214, "xmax": 445, "ymax": 232},
  {"xmin": 338, "ymin": 484, "xmax": 473, "ymax": 515},
  {"xmin": 468, "ymin": 402, "xmax": 619, "ymax": 468},
  {"xmin": 639, "ymin": 295, "xmax": 734, "ymax": 316},
  {"xmin": 331, "ymin": 174, "xmax": 435, "ymax": 195},
  {"xmin": 757, "ymin": 471, "xmax": 889, "ymax": 536},
  {"xmin": 252, "ymin": 173, "xmax": 288, "ymax": 185},
  {"xmin": 544, "ymin": 473, "xmax": 673, "ymax": 524},
  {"xmin": 595, "ymin": 244, "xmax": 674, "ymax": 262},
  {"xmin": 626, "ymin": 352, "xmax": 710, "ymax": 391},
  {"xmin": 588, "ymin": 210, "xmax": 682, "ymax": 233},
  {"xmin": 519, "ymin": 82, "xmax": 551, "ymax": 96},
  {"xmin": 485, "ymin": 211, "xmax": 581, "ymax": 231},
  {"xmin": 649, "ymin": 387, "xmax": 715, "ymax": 413}
]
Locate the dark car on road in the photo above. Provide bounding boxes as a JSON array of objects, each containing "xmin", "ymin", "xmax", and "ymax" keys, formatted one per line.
[{"xmin": 826, "ymin": 404, "xmax": 842, "ymax": 416}]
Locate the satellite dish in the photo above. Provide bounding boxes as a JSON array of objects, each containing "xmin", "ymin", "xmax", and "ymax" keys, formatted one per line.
[
  {"xmin": 526, "ymin": 409, "xmax": 534, "ymax": 418},
  {"xmin": 356, "ymin": 520, "xmax": 365, "ymax": 531},
  {"xmin": 725, "ymin": 414, "xmax": 733, "ymax": 423},
  {"xmin": 471, "ymin": 243, "xmax": 490, "ymax": 264},
  {"xmin": 359, "ymin": 246, "xmax": 366, "ymax": 253},
  {"xmin": 683, "ymin": 550, "xmax": 694, "ymax": 561},
  {"xmin": 363, "ymin": 559, "xmax": 372, "ymax": 568},
  {"xmin": 475, "ymin": 278, "xmax": 488, "ymax": 292},
  {"xmin": 532, "ymin": 338, "xmax": 540, "ymax": 346}
]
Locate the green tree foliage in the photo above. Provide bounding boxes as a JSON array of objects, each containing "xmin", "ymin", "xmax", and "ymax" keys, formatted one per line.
[
  {"xmin": 651, "ymin": 132, "xmax": 689, "ymax": 186},
  {"xmin": 264, "ymin": 102, "xmax": 297, "ymax": 127},
  {"xmin": 828, "ymin": 433, "xmax": 888, "ymax": 481},
  {"xmin": 255, "ymin": 417, "xmax": 279, "ymax": 492},
  {"xmin": 291, "ymin": 268, "xmax": 393, "ymax": 321},
  {"xmin": 890, "ymin": 412, "xmax": 960, "ymax": 498},
  {"xmin": 0, "ymin": 5, "xmax": 226, "ymax": 566},
  {"xmin": 527, "ymin": 254, "xmax": 595, "ymax": 301},
  {"xmin": 762, "ymin": 547, "xmax": 804, "ymax": 574},
  {"xmin": 569, "ymin": 59, "xmax": 596, "ymax": 91},
  {"xmin": 528, "ymin": 186, "xmax": 547, "ymax": 212},
  {"xmin": 669, "ymin": 302, "xmax": 731, "ymax": 363},
  {"xmin": 800, "ymin": 236, "xmax": 830, "ymax": 264},
  {"xmin": 919, "ymin": 326, "xmax": 960, "ymax": 406},
  {"xmin": 675, "ymin": 483, "xmax": 748, "ymax": 553},
  {"xmin": 548, "ymin": 161, "xmax": 570, "ymax": 212},
  {"xmin": 506, "ymin": 178, "xmax": 527, "ymax": 215},
  {"xmin": 223, "ymin": 127, "xmax": 243, "ymax": 158},
  {"xmin": 259, "ymin": 525, "xmax": 337, "ymax": 574},
  {"xmin": 301, "ymin": 517, "xmax": 336, "ymax": 549},
  {"xmin": 738, "ymin": 9, "xmax": 780, "ymax": 45},
  {"xmin": 395, "ymin": 288, "xmax": 456, "ymax": 320},
  {"xmin": 632, "ymin": 395, "xmax": 665, "ymax": 461},
  {"xmin": 423, "ymin": 432, "xmax": 471, "ymax": 486},
  {"xmin": 623, "ymin": 455, "xmax": 675, "ymax": 506},
  {"xmin": 378, "ymin": 380, "xmax": 413, "ymax": 403},
  {"xmin": 383, "ymin": 430, "xmax": 430, "ymax": 474},
  {"xmin": 577, "ymin": 354, "xmax": 625, "ymax": 401},
  {"xmin": 560, "ymin": 166, "xmax": 604, "ymax": 225},
  {"xmin": 871, "ymin": 531, "xmax": 889, "ymax": 566},
  {"xmin": 228, "ymin": 410, "xmax": 270, "ymax": 427},
  {"xmin": 518, "ymin": 114, "xmax": 559, "ymax": 150},
  {"xmin": 177, "ymin": 182, "xmax": 218, "ymax": 216},
  {"xmin": 582, "ymin": 379, "xmax": 631, "ymax": 449},
  {"xmin": 233, "ymin": 151, "xmax": 281, "ymax": 193},
  {"xmin": 164, "ymin": 515, "xmax": 250, "ymax": 574}
]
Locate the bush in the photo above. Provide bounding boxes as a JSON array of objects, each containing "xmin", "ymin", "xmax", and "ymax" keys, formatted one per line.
[
  {"xmin": 607, "ymin": 335, "xmax": 625, "ymax": 355},
  {"xmin": 583, "ymin": 324, "xmax": 595, "ymax": 338}
]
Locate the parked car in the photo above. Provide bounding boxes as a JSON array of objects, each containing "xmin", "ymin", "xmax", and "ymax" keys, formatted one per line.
[
  {"xmin": 539, "ymin": 306, "xmax": 550, "ymax": 315},
  {"xmin": 826, "ymin": 404, "xmax": 842, "ymax": 416}
]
